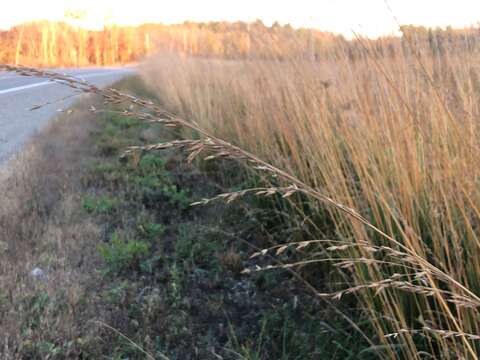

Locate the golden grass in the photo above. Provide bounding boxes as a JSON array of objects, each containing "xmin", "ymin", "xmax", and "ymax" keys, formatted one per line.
[
  {"xmin": 5, "ymin": 41, "xmax": 480, "ymax": 358},
  {"xmin": 137, "ymin": 50, "xmax": 480, "ymax": 358}
]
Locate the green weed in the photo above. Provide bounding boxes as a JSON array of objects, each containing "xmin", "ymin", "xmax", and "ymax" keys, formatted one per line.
[
  {"xmin": 83, "ymin": 195, "xmax": 120, "ymax": 215},
  {"xmin": 98, "ymin": 233, "xmax": 150, "ymax": 275}
]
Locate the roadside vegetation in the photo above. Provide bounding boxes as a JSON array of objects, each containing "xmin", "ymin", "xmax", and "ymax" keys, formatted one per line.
[
  {"xmin": 0, "ymin": 78, "xmax": 372, "ymax": 359},
  {"xmin": 3, "ymin": 23, "xmax": 480, "ymax": 359},
  {"xmin": 137, "ymin": 37, "xmax": 480, "ymax": 359}
]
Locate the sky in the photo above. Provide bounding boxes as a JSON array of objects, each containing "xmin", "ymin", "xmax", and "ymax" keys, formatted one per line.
[{"xmin": 0, "ymin": 0, "xmax": 479, "ymax": 38}]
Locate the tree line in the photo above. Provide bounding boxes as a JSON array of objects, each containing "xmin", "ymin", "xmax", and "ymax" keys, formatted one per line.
[
  {"xmin": 1, "ymin": 20, "xmax": 478, "ymax": 67},
  {"xmin": 0, "ymin": 20, "xmax": 344, "ymax": 66}
]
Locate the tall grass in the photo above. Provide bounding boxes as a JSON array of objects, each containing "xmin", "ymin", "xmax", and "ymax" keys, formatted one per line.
[
  {"xmin": 138, "ymin": 47, "xmax": 480, "ymax": 358},
  {"xmin": 4, "ymin": 37, "xmax": 480, "ymax": 357}
]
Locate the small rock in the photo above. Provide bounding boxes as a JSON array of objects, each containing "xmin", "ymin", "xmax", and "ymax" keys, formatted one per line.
[{"xmin": 30, "ymin": 267, "xmax": 48, "ymax": 282}]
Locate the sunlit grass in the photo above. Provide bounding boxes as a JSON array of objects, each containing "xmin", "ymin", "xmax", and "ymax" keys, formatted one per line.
[{"xmin": 139, "ymin": 47, "xmax": 480, "ymax": 359}]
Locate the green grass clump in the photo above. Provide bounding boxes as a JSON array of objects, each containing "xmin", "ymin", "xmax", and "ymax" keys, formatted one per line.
[
  {"xmin": 108, "ymin": 113, "xmax": 140, "ymax": 129},
  {"xmin": 98, "ymin": 233, "xmax": 150, "ymax": 275},
  {"xmin": 83, "ymin": 195, "xmax": 120, "ymax": 215}
]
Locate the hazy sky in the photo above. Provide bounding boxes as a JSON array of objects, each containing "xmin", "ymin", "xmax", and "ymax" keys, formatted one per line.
[{"xmin": 0, "ymin": 0, "xmax": 479, "ymax": 38}]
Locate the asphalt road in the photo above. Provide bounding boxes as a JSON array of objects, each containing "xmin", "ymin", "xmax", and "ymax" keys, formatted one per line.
[{"xmin": 0, "ymin": 67, "xmax": 134, "ymax": 164}]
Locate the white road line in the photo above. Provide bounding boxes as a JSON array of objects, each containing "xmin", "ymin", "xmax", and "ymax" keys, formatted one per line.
[
  {"xmin": 0, "ymin": 70, "xmax": 130, "ymax": 96},
  {"xmin": 0, "ymin": 80, "xmax": 51, "ymax": 95}
]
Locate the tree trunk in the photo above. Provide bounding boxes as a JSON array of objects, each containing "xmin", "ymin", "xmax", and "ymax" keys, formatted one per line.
[{"xmin": 15, "ymin": 27, "xmax": 24, "ymax": 65}]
